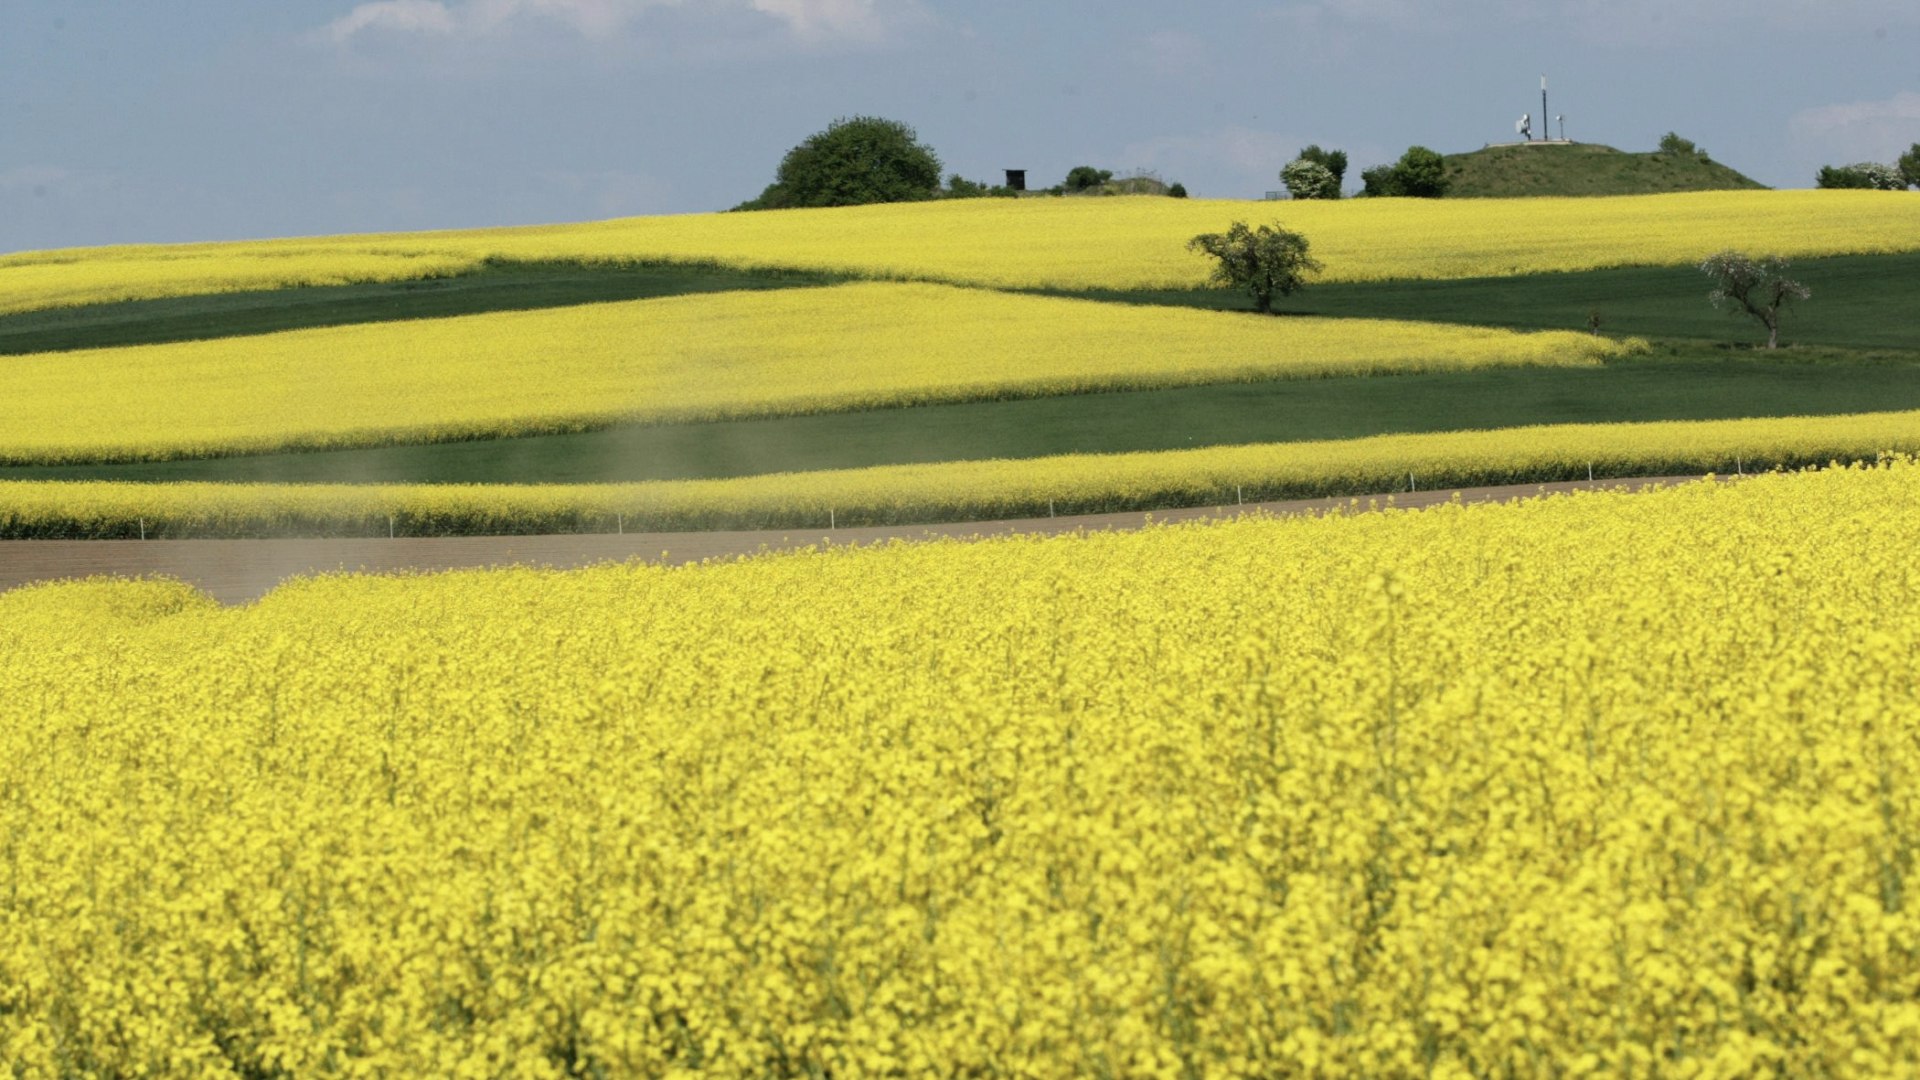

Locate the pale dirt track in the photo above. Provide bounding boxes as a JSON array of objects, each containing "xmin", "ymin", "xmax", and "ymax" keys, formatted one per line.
[{"xmin": 0, "ymin": 476, "xmax": 1717, "ymax": 606}]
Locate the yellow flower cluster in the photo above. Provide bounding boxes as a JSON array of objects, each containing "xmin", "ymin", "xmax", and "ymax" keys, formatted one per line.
[
  {"xmin": 7, "ymin": 460, "xmax": 1920, "ymax": 1075},
  {"xmin": 6, "ymin": 190, "xmax": 1918, "ymax": 314},
  {"xmin": 7, "ymin": 408, "xmax": 1917, "ymax": 537},
  {"xmin": 2, "ymin": 283, "xmax": 1624, "ymax": 465}
]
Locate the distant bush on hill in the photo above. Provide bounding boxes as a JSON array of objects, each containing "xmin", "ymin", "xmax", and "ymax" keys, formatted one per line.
[
  {"xmin": 735, "ymin": 116, "xmax": 942, "ymax": 211},
  {"xmin": 1818, "ymin": 162, "xmax": 1907, "ymax": 191},
  {"xmin": 1057, "ymin": 167, "xmax": 1185, "ymax": 198},
  {"xmin": 1065, "ymin": 166, "xmax": 1113, "ymax": 192},
  {"xmin": 1362, "ymin": 146, "xmax": 1449, "ymax": 198},
  {"xmin": 941, "ymin": 174, "xmax": 1019, "ymax": 200},
  {"xmin": 1658, "ymin": 132, "xmax": 1709, "ymax": 160}
]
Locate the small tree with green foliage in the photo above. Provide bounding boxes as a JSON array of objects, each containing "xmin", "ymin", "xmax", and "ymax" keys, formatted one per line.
[
  {"xmin": 1297, "ymin": 145, "xmax": 1348, "ymax": 188},
  {"xmin": 1394, "ymin": 147, "xmax": 1448, "ymax": 197},
  {"xmin": 1700, "ymin": 251, "xmax": 1809, "ymax": 350},
  {"xmin": 1658, "ymin": 132, "xmax": 1707, "ymax": 158},
  {"xmin": 1359, "ymin": 147, "xmax": 1443, "ymax": 197},
  {"xmin": 1281, "ymin": 159, "xmax": 1340, "ymax": 200},
  {"xmin": 1064, "ymin": 166, "xmax": 1114, "ymax": 192},
  {"xmin": 1360, "ymin": 148, "xmax": 1448, "ymax": 198},
  {"xmin": 1360, "ymin": 163, "xmax": 1399, "ymax": 197},
  {"xmin": 1900, "ymin": 143, "xmax": 1920, "ymax": 189},
  {"xmin": 1188, "ymin": 222, "xmax": 1323, "ymax": 314},
  {"xmin": 736, "ymin": 116, "xmax": 941, "ymax": 210}
]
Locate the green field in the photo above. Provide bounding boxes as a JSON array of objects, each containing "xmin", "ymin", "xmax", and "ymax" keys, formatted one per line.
[{"xmin": 4, "ymin": 246, "xmax": 1915, "ymax": 489}]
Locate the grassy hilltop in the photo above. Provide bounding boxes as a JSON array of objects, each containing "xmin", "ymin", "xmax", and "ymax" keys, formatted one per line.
[{"xmin": 1442, "ymin": 141, "xmax": 1767, "ymax": 198}]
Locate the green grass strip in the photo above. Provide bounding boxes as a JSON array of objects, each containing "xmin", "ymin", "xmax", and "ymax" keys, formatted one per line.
[{"xmin": 5, "ymin": 409, "xmax": 1919, "ymax": 538}]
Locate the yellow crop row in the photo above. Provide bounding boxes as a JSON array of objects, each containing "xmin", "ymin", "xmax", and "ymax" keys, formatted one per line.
[
  {"xmin": 0, "ymin": 282, "xmax": 1625, "ymax": 465},
  {"xmin": 8, "ymin": 460, "xmax": 1920, "ymax": 1075},
  {"xmin": 5, "ymin": 190, "xmax": 1918, "ymax": 314},
  {"xmin": 5, "ymin": 408, "xmax": 1916, "ymax": 537}
]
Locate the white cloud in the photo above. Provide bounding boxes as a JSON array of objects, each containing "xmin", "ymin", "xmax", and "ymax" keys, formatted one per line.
[
  {"xmin": 750, "ymin": 0, "xmax": 900, "ymax": 43},
  {"xmin": 1270, "ymin": 0, "xmax": 1920, "ymax": 45},
  {"xmin": 321, "ymin": 0, "xmax": 922, "ymax": 45},
  {"xmin": 325, "ymin": 0, "xmax": 460, "ymax": 42},
  {"xmin": 1789, "ymin": 91, "xmax": 1920, "ymax": 164}
]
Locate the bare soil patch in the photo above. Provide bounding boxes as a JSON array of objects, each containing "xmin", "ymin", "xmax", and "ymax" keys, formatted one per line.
[{"xmin": 0, "ymin": 476, "xmax": 1710, "ymax": 605}]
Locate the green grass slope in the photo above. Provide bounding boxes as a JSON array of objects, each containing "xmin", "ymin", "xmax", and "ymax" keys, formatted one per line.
[{"xmin": 1442, "ymin": 142, "xmax": 1767, "ymax": 198}]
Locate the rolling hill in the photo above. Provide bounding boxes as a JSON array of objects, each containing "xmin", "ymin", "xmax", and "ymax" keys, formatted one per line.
[{"xmin": 1442, "ymin": 141, "xmax": 1767, "ymax": 198}]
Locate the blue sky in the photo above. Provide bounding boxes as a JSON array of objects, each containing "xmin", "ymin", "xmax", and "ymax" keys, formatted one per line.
[{"xmin": 3, "ymin": 0, "xmax": 1916, "ymax": 252}]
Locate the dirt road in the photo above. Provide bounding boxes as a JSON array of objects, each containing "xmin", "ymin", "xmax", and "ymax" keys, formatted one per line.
[{"xmin": 0, "ymin": 476, "xmax": 1712, "ymax": 605}]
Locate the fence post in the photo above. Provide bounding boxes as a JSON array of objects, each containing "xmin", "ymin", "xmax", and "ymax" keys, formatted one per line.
[
  {"xmin": 139, "ymin": 518, "xmax": 145, "ymax": 541},
  {"xmin": 617, "ymin": 513, "xmax": 623, "ymax": 535},
  {"xmin": 829, "ymin": 508, "xmax": 835, "ymax": 530},
  {"xmin": 388, "ymin": 514, "xmax": 395, "ymax": 539},
  {"xmin": 1410, "ymin": 471, "xmax": 1417, "ymax": 492},
  {"xmin": 1237, "ymin": 485, "xmax": 1243, "ymax": 506}
]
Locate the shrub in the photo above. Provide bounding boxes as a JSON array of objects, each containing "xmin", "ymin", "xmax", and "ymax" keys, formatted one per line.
[
  {"xmin": 1168, "ymin": 182, "xmax": 1188, "ymax": 198},
  {"xmin": 1360, "ymin": 163, "xmax": 1400, "ymax": 197},
  {"xmin": 737, "ymin": 116, "xmax": 942, "ymax": 210},
  {"xmin": 1358, "ymin": 148, "xmax": 1447, "ymax": 199},
  {"xmin": 1064, "ymin": 166, "xmax": 1114, "ymax": 193},
  {"xmin": 1393, "ymin": 147, "xmax": 1448, "ymax": 198},
  {"xmin": 1817, "ymin": 162, "xmax": 1906, "ymax": 191},
  {"xmin": 1296, "ymin": 145, "xmax": 1348, "ymax": 187},
  {"xmin": 942, "ymin": 175, "xmax": 1019, "ymax": 200},
  {"xmin": 1658, "ymin": 132, "xmax": 1704, "ymax": 157},
  {"xmin": 1281, "ymin": 159, "xmax": 1340, "ymax": 200}
]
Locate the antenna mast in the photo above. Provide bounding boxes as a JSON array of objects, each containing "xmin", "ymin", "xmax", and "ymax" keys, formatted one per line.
[{"xmin": 1541, "ymin": 76, "xmax": 1550, "ymax": 142}]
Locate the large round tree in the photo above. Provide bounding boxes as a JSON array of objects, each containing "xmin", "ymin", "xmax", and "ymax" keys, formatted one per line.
[{"xmin": 738, "ymin": 116, "xmax": 942, "ymax": 210}]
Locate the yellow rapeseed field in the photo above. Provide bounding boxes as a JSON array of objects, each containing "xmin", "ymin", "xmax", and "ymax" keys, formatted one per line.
[
  {"xmin": 7, "ymin": 461, "xmax": 1920, "ymax": 1075},
  {"xmin": 6, "ymin": 408, "xmax": 1917, "ymax": 537},
  {"xmin": 4, "ymin": 190, "xmax": 1918, "ymax": 314},
  {"xmin": 0, "ymin": 282, "xmax": 1625, "ymax": 465}
]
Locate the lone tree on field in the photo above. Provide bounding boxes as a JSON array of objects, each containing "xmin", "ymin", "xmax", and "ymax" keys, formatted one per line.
[
  {"xmin": 1700, "ymin": 251, "xmax": 1809, "ymax": 350},
  {"xmin": 736, "ymin": 116, "xmax": 941, "ymax": 210},
  {"xmin": 1897, "ymin": 142, "xmax": 1920, "ymax": 189},
  {"xmin": 1188, "ymin": 222, "xmax": 1323, "ymax": 314}
]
